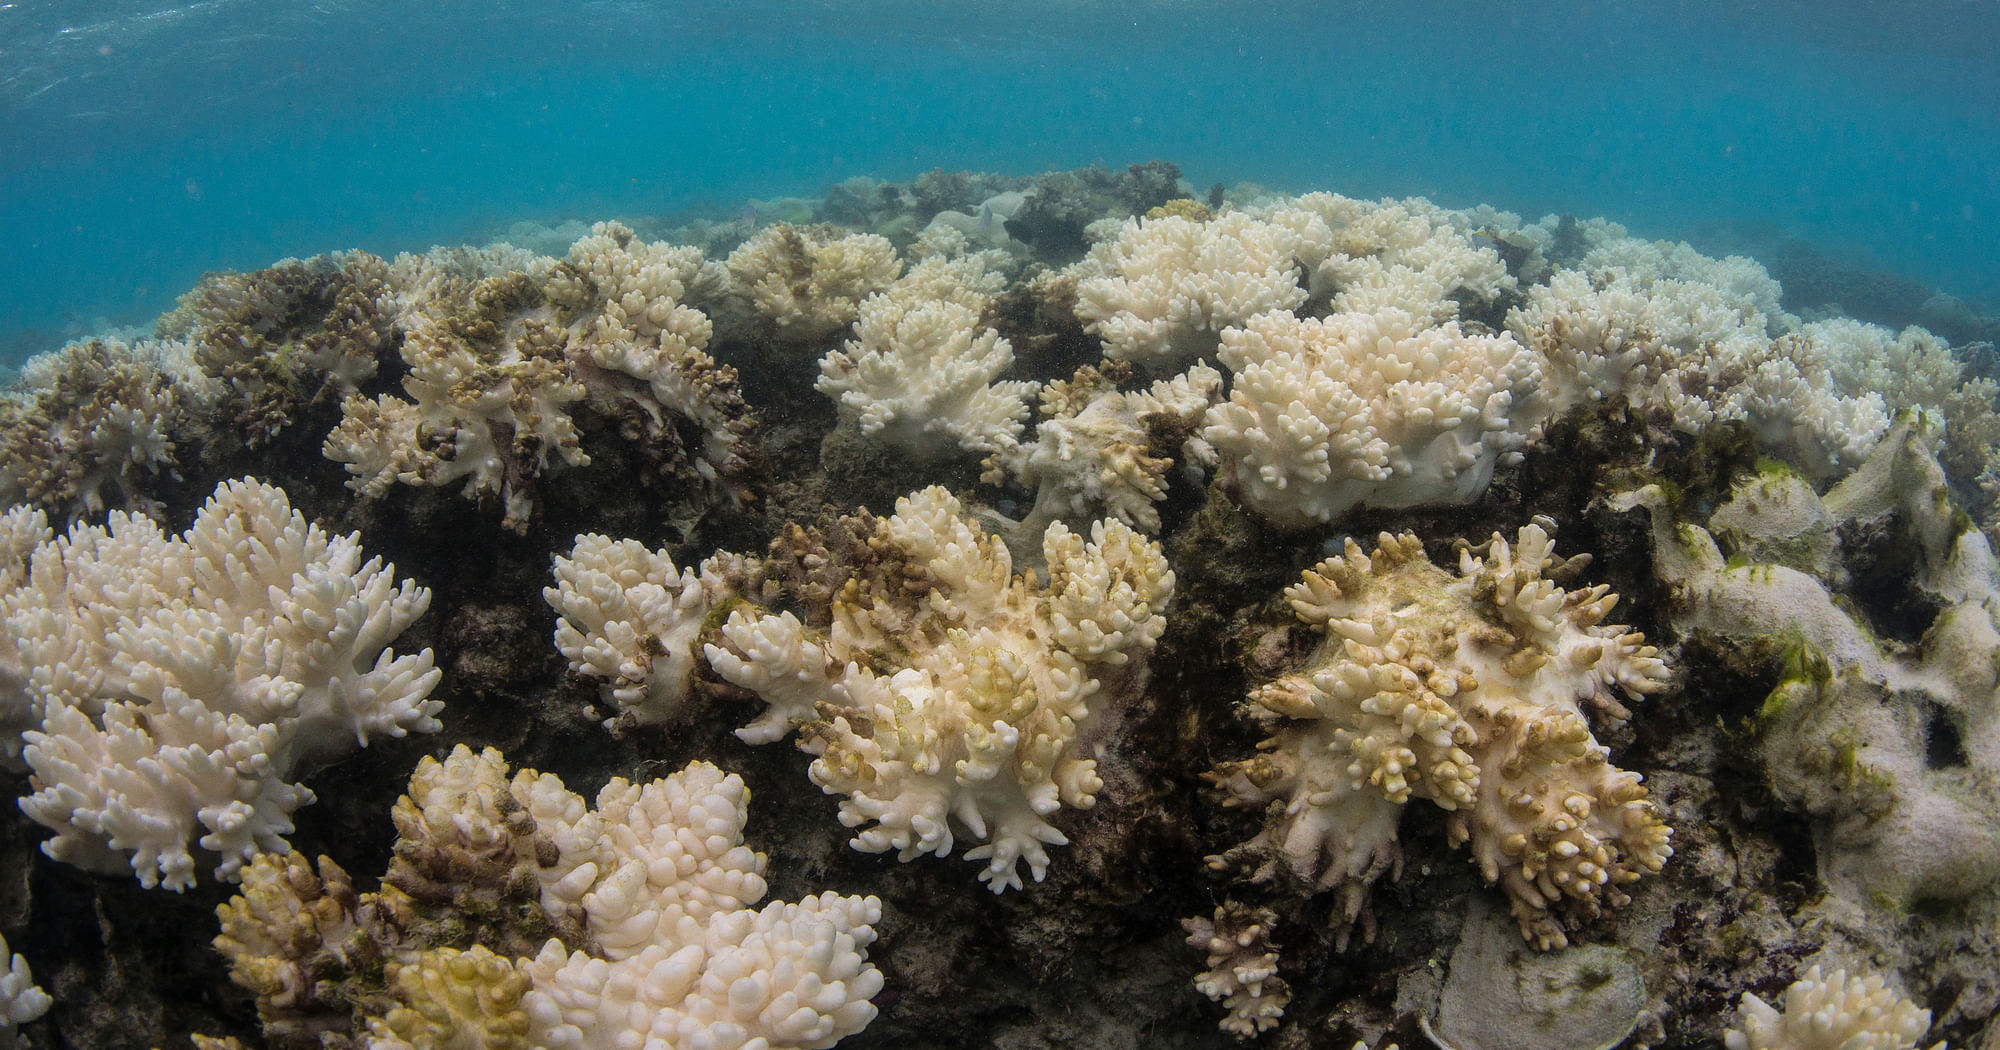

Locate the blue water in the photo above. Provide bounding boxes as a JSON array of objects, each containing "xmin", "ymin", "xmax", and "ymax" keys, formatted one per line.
[{"xmin": 2, "ymin": 0, "xmax": 1996, "ymax": 363}]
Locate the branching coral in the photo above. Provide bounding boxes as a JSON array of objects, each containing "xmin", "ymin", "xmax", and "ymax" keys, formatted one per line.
[
  {"xmin": 326, "ymin": 222, "xmax": 754, "ymax": 531},
  {"xmin": 1207, "ymin": 525, "xmax": 1671, "ymax": 949},
  {"xmin": 981, "ymin": 361, "xmax": 1221, "ymax": 541},
  {"xmin": 1183, "ymin": 904, "xmax": 1289, "ymax": 1037},
  {"xmin": 544, "ymin": 534, "xmax": 742, "ymax": 730},
  {"xmin": 166, "ymin": 252, "xmax": 398, "ymax": 444},
  {"xmin": 0, "ymin": 932, "xmax": 49, "ymax": 1034},
  {"xmin": 1202, "ymin": 308, "xmax": 1545, "ymax": 528},
  {"xmin": 815, "ymin": 254, "xmax": 1036, "ymax": 463},
  {"xmin": 704, "ymin": 486, "xmax": 1174, "ymax": 890},
  {"xmin": 0, "ymin": 337, "xmax": 218, "ymax": 520},
  {"xmin": 1, "ymin": 477, "xmax": 441, "ymax": 890},
  {"xmin": 724, "ymin": 223, "xmax": 903, "ymax": 346},
  {"xmin": 214, "ymin": 745, "xmax": 884, "ymax": 1050},
  {"xmin": 1724, "ymin": 965, "xmax": 1947, "ymax": 1050}
]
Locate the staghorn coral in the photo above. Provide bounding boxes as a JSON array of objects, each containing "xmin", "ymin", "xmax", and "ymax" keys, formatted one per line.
[
  {"xmin": 1724, "ymin": 965, "xmax": 1948, "ymax": 1050},
  {"xmin": 704, "ymin": 485, "xmax": 1174, "ymax": 891},
  {"xmin": 326, "ymin": 222, "xmax": 754, "ymax": 531},
  {"xmin": 1, "ymin": 477, "xmax": 441, "ymax": 890},
  {"xmin": 1207, "ymin": 524, "xmax": 1671, "ymax": 949},
  {"xmin": 1203, "ymin": 307, "xmax": 1545, "ymax": 529},
  {"xmin": 214, "ymin": 745, "xmax": 884, "ymax": 1050}
]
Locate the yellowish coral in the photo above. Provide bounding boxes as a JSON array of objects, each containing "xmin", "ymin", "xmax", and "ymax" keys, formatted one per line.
[
  {"xmin": 705, "ymin": 486, "xmax": 1174, "ymax": 890},
  {"xmin": 1209, "ymin": 525, "xmax": 1670, "ymax": 948}
]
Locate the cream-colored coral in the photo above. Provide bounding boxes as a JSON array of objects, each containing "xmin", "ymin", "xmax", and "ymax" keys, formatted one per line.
[
  {"xmin": 1208, "ymin": 525, "xmax": 1670, "ymax": 948},
  {"xmin": 1072, "ymin": 210, "xmax": 1325, "ymax": 366},
  {"xmin": 983, "ymin": 362, "xmax": 1221, "ymax": 540},
  {"xmin": 1507, "ymin": 267, "xmax": 1886, "ymax": 476},
  {"xmin": 816, "ymin": 255, "xmax": 1036, "ymax": 462},
  {"xmin": 4, "ymin": 477, "xmax": 441, "ymax": 889},
  {"xmin": 214, "ymin": 745, "xmax": 885, "ymax": 1050},
  {"xmin": 327, "ymin": 222, "xmax": 753, "ymax": 531},
  {"xmin": 1183, "ymin": 904, "xmax": 1289, "ymax": 1037},
  {"xmin": 0, "ymin": 932, "xmax": 49, "ymax": 1031},
  {"xmin": 1203, "ymin": 308, "xmax": 1544, "ymax": 528},
  {"xmin": 1275, "ymin": 192, "xmax": 1518, "ymax": 326},
  {"xmin": 725, "ymin": 223, "xmax": 902, "ymax": 345},
  {"xmin": 545, "ymin": 536, "xmax": 739, "ymax": 730},
  {"xmin": 1724, "ymin": 965, "xmax": 1947, "ymax": 1050},
  {"xmin": 705, "ymin": 486, "xmax": 1174, "ymax": 890}
]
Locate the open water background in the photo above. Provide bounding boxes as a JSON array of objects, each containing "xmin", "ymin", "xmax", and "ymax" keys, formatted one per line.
[{"xmin": 1, "ymin": 0, "xmax": 1996, "ymax": 365}]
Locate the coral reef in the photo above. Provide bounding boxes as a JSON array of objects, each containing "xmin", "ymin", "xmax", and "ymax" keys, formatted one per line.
[
  {"xmin": 1725, "ymin": 965, "xmax": 1948, "ymax": 1050},
  {"xmin": 4, "ymin": 167, "xmax": 1999, "ymax": 1050}
]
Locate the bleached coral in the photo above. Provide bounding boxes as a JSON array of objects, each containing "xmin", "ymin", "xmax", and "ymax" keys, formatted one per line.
[
  {"xmin": 816, "ymin": 255, "xmax": 1036, "ymax": 462},
  {"xmin": 1508, "ymin": 267, "xmax": 1887, "ymax": 475},
  {"xmin": 0, "ymin": 932, "xmax": 49, "ymax": 1032},
  {"xmin": 217, "ymin": 745, "xmax": 883, "ymax": 1050},
  {"xmin": 1073, "ymin": 210, "xmax": 1327, "ymax": 366},
  {"xmin": 1275, "ymin": 192, "xmax": 1518, "ymax": 325},
  {"xmin": 2, "ymin": 477, "xmax": 441, "ymax": 890},
  {"xmin": 326, "ymin": 222, "xmax": 754, "ymax": 531},
  {"xmin": 1183, "ymin": 904, "xmax": 1289, "ymax": 1037},
  {"xmin": 0, "ymin": 337, "xmax": 218, "ymax": 520},
  {"xmin": 724, "ymin": 223, "xmax": 902, "ymax": 345},
  {"xmin": 1203, "ymin": 308, "xmax": 1544, "ymax": 528},
  {"xmin": 704, "ymin": 486, "xmax": 1174, "ymax": 890},
  {"xmin": 1614, "ymin": 420, "xmax": 2000, "ymax": 908},
  {"xmin": 544, "ymin": 534, "xmax": 739, "ymax": 729},
  {"xmin": 1724, "ymin": 965, "xmax": 1947, "ymax": 1050},
  {"xmin": 983, "ymin": 362, "xmax": 1221, "ymax": 539},
  {"xmin": 1207, "ymin": 525, "xmax": 1671, "ymax": 949}
]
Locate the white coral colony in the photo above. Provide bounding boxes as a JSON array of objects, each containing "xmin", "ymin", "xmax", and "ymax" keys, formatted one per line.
[{"xmin": 0, "ymin": 477, "xmax": 442, "ymax": 889}]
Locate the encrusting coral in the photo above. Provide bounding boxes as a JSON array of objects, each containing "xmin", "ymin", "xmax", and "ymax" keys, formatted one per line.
[
  {"xmin": 705, "ymin": 485, "xmax": 1175, "ymax": 891},
  {"xmin": 0, "ymin": 477, "xmax": 441, "ymax": 890},
  {"xmin": 211, "ymin": 744, "xmax": 884, "ymax": 1050},
  {"xmin": 1206, "ymin": 524, "xmax": 1672, "ymax": 950}
]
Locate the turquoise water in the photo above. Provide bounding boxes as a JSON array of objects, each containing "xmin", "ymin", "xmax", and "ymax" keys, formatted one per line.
[{"xmin": 3, "ymin": 0, "xmax": 1996, "ymax": 362}]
